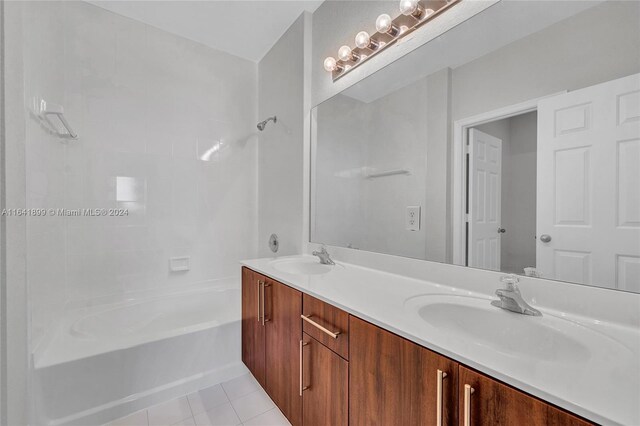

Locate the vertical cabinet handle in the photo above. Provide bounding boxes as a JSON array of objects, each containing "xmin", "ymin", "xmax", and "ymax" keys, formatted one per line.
[
  {"xmin": 260, "ymin": 283, "xmax": 271, "ymax": 326},
  {"xmin": 464, "ymin": 384, "xmax": 475, "ymax": 426},
  {"xmin": 299, "ymin": 340, "xmax": 309, "ymax": 396},
  {"xmin": 257, "ymin": 280, "xmax": 263, "ymax": 323},
  {"xmin": 436, "ymin": 369, "xmax": 448, "ymax": 426}
]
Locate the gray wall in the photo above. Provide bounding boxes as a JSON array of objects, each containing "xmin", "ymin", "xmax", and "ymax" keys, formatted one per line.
[
  {"xmin": 257, "ymin": 13, "xmax": 308, "ymax": 257},
  {"xmin": 451, "ymin": 1, "xmax": 640, "ymax": 121}
]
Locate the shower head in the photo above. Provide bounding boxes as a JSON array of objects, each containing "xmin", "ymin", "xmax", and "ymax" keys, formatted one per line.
[{"xmin": 257, "ymin": 116, "xmax": 277, "ymax": 131}]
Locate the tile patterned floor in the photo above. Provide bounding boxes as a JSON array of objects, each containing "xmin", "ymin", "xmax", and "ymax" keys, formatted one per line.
[{"xmin": 107, "ymin": 374, "xmax": 291, "ymax": 426}]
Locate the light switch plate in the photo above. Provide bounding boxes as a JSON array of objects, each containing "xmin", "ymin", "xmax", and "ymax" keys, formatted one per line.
[{"xmin": 406, "ymin": 206, "xmax": 421, "ymax": 231}]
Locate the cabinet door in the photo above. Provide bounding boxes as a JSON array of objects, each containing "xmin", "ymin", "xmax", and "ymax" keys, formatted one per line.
[
  {"xmin": 265, "ymin": 280, "xmax": 302, "ymax": 426},
  {"xmin": 241, "ymin": 267, "xmax": 266, "ymax": 387},
  {"xmin": 302, "ymin": 333, "xmax": 348, "ymax": 426},
  {"xmin": 459, "ymin": 366, "xmax": 579, "ymax": 426},
  {"xmin": 349, "ymin": 316, "xmax": 458, "ymax": 426}
]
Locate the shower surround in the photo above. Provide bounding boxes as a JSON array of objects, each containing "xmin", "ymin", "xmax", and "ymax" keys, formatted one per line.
[{"xmin": 20, "ymin": 1, "xmax": 258, "ymax": 424}]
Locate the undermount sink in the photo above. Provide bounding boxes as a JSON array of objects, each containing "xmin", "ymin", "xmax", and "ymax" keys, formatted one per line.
[
  {"xmin": 271, "ymin": 258, "xmax": 333, "ymax": 276},
  {"xmin": 405, "ymin": 294, "xmax": 606, "ymax": 363}
]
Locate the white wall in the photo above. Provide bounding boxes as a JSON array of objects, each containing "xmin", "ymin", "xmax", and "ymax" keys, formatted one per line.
[
  {"xmin": 257, "ymin": 14, "xmax": 306, "ymax": 257},
  {"xmin": 21, "ymin": 2, "xmax": 259, "ymax": 353}
]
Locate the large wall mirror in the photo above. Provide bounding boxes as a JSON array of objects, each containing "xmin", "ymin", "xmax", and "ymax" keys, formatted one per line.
[{"xmin": 311, "ymin": 0, "xmax": 640, "ymax": 293}]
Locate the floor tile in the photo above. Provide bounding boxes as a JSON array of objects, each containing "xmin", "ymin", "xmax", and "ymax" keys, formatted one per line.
[
  {"xmin": 193, "ymin": 402, "xmax": 241, "ymax": 426},
  {"xmin": 172, "ymin": 417, "xmax": 195, "ymax": 426},
  {"xmin": 147, "ymin": 397, "xmax": 193, "ymax": 426},
  {"xmin": 108, "ymin": 409, "xmax": 149, "ymax": 426},
  {"xmin": 229, "ymin": 389, "xmax": 274, "ymax": 422},
  {"xmin": 242, "ymin": 408, "xmax": 291, "ymax": 426},
  {"xmin": 221, "ymin": 374, "xmax": 260, "ymax": 401},
  {"xmin": 187, "ymin": 384, "xmax": 229, "ymax": 416}
]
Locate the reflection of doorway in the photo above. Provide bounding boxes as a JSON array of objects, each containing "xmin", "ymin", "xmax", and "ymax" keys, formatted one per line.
[
  {"xmin": 467, "ymin": 113, "xmax": 538, "ymax": 273},
  {"xmin": 452, "ymin": 95, "xmax": 555, "ymax": 272}
]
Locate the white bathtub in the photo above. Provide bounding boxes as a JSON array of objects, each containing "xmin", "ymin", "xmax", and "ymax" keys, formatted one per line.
[{"xmin": 33, "ymin": 279, "xmax": 247, "ymax": 426}]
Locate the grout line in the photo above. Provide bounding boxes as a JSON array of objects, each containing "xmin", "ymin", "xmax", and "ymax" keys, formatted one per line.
[
  {"xmin": 185, "ymin": 392, "xmax": 196, "ymax": 418},
  {"xmin": 220, "ymin": 382, "xmax": 243, "ymax": 424}
]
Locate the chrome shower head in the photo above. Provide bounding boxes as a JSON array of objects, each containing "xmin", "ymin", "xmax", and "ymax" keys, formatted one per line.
[{"xmin": 257, "ymin": 116, "xmax": 277, "ymax": 131}]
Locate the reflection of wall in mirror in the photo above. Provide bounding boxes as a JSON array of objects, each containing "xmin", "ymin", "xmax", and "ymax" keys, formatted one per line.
[{"xmin": 451, "ymin": 1, "xmax": 640, "ymax": 122}]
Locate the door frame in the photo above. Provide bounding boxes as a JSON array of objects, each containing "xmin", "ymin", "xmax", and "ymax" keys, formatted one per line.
[{"xmin": 452, "ymin": 93, "xmax": 565, "ymax": 266}]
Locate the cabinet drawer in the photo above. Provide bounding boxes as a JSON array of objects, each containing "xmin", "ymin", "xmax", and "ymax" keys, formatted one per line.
[{"xmin": 302, "ymin": 294, "xmax": 349, "ymax": 359}]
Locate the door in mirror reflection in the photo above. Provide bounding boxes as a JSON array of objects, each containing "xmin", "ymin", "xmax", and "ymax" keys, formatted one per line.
[
  {"xmin": 536, "ymin": 74, "xmax": 640, "ymax": 292},
  {"xmin": 467, "ymin": 129, "xmax": 503, "ymax": 272}
]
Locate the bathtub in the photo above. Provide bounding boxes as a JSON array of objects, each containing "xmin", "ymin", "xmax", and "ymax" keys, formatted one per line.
[{"xmin": 32, "ymin": 279, "xmax": 247, "ymax": 426}]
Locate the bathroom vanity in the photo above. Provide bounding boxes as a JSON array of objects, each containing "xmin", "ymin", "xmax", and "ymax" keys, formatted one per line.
[{"xmin": 238, "ymin": 258, "xmax": 631, "ymax": 426}]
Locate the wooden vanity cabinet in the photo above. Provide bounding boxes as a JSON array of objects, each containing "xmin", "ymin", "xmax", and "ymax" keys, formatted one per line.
[
  {"xmin": 264, "ymin": 279, "xmax": 303, "ymax": 426},
  {"xmin": 241, "ymin": 267, "xmax": 266, "ymax": 387},
  {"xmin": 301, "ymin": 333, "xmax": 348, "ymax": 426},
  {"xmin": 349, "ymin": 316, "xmax": 459, "ymax": 426},
  {"xmin": 242, "ymin": 268, "xmax": 594, "ymax": 426},
  {"xmin": 458, "ymin": 366, "xmax": 592, "ymax": 426},
  {"xmin": 241, "ymin": 268, "xmax": 302, "ymax": 425},
  {"xmin": 302, "ymin": 294, "xmax": 349, "ymax": 359}
]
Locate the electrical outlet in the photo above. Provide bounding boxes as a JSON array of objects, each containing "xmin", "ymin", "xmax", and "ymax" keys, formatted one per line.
[{"xmin": 406, "ymin": 206, "xmax": 421, "ymax": 231}]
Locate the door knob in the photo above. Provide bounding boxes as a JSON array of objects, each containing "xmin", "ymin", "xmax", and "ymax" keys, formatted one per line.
[
  {"xmin": 540, "ymin": 234, "xmax": 552, "ymax": 243},
  {"xmin": 497, "ymin": 228, "xmax": 506, "ymax": 233}
]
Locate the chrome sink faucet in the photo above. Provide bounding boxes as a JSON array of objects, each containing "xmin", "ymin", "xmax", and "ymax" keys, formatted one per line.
[
  {"xmin": 312, "ymin": 246, "xmax": 335, "ymax": 265},
  {"xmin": 491, "ymin": 274, "xmax": 542, "ymax": 316}
]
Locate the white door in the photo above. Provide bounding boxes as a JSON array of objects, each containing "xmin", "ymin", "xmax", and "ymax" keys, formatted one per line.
[
  {"xmin": 468, "ymin": 128, "xmax": 503, "ymax": 271},
  {"xmin": 537, "ymin": 73, "xmax": 640, "ymax": 291}
]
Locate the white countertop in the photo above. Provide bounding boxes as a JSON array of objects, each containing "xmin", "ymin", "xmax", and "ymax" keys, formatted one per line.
[{"xmin": 242, "ymin": 255, "xmax": 640, "ymax": 426}]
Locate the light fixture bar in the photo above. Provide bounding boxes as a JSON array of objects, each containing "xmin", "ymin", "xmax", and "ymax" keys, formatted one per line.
[{"xmin": 325, "ymin": 0, "xmax": 461, "ymax": 82}]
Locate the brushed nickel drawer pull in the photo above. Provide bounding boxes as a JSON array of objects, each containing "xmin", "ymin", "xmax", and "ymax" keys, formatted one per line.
[
  {"xmin": 301, "ymin": 314, "xmax": 341, "ymax": 339},
  {"xmin": 436, "ymin": 369, "xmax": 448, "ymax": 426},
  {"xmin": 299, "ymin": 340, "xmax": 309, "ymax": 396},
  {"xmin": 464, "ymin": 384, "xmax": 475, "ymax": 426}
]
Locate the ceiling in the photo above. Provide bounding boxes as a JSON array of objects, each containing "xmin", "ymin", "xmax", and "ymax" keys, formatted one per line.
[{"xmin": 87, "ymin": 0, "xmax": 324, "ymax": 62}]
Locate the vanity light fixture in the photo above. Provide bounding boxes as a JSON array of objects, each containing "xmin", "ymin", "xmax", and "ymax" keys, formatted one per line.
[{"xmin": 324, "ymin": 0, "xmax": 461, "ymax": 81}]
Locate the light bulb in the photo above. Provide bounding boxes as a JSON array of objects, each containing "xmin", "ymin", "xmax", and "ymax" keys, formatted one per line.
[
  {"xmin": 425, "ymin": 8, "xmax": 435, "ymax": 17},
  {"xmin": 375, "ymin": 14, "xmax": 398, "ymax": 36},
  {"xmin": 338, "ymin": 45, "xmax": 359, "ymax": 62},
  {"xmin": 399, "ymin": 0, "xmax": 423, "ymax": 17},
  {"xmin": 324, "ymin": 57, "xmax": 338, "ymax": 72},
  {"xmin": 355, "ymin": 31, "xmax": 379, "ymax": 50},
  {"xmin": 355, "ymin": 31, "xmax": 370, "ymax": 49}
]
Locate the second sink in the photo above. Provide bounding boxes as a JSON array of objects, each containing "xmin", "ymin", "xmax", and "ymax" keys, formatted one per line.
[{"xmin": 271, "ymin": 258, "xmax": 333, "ymax": 276}]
